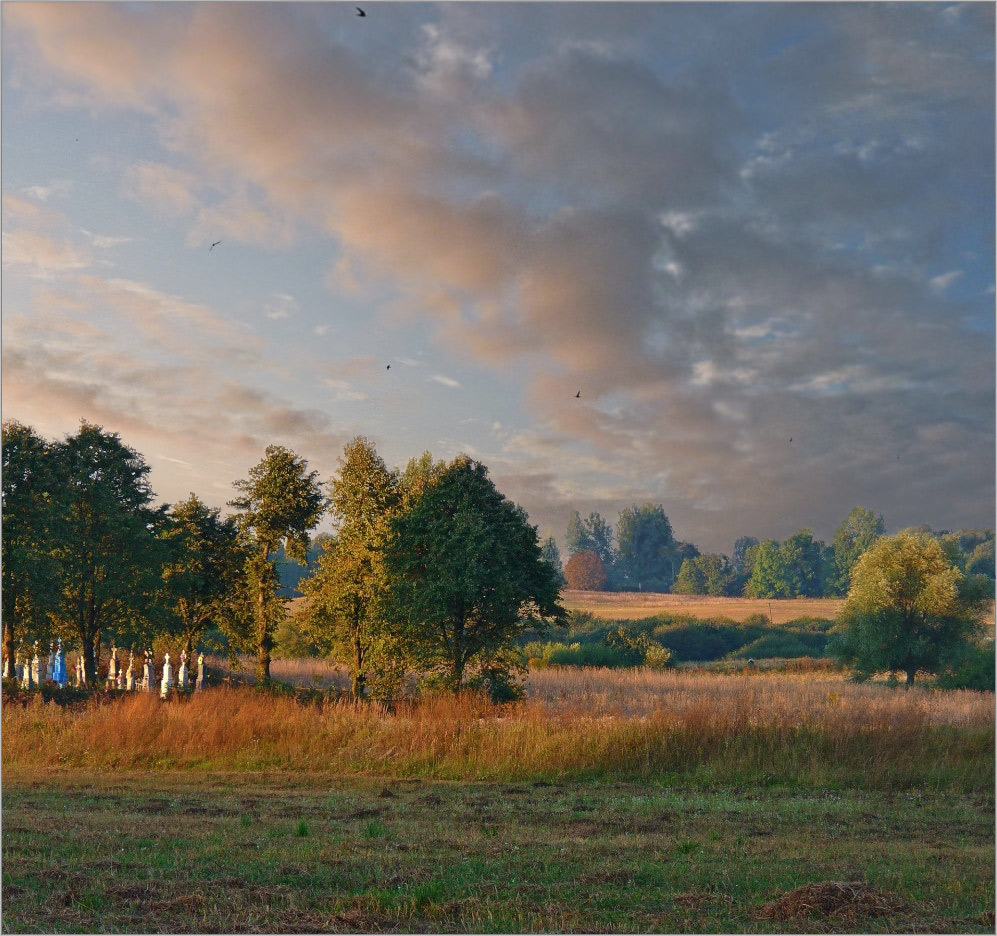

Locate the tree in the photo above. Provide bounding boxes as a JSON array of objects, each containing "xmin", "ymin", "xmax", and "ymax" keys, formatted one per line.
[
  {"xmin": 301, "ymin": 437, "xmax": 400, "ymax": 699},
  {"xmin": 565, "ymin": 510, "xmax": 614, "ymax": 566},
  {"xmin": 539, "ymin": 533, "xmax": 565, "ymax": 584},
  {"xmin": 673, "ymin": 553, "xmax": 734, "ymax": 596},
  {"xmin": 836, "ymin": 530, "xmax": 987, "ymax": 687},
  {"xmin": 564, "ymin": 549, "xmax": 608, "ymax": 591},
  {"xmin": 385, "ymin": 455, "xmax": 564, "ymax": 695},
  {"xmin": 613, "ymin": 503, "xmax": 675, "ymax": 591},
  {"xmin": 158, "ymin": 493, "xmax": 245, "ymax": 662},
  {"xmin": 1, "ymin": 421, "xmax": 60, "ymax": 672},
  {"xmin": 46, "ymin": 422, "xmax": 166, "ymax": 684},
  {"xmin": 229, "ymin": 445, "xmax": 326, "ymax": 682},
  {"xmin": 744, "ymin": 539, "xmax": 789, "ymax": 598},
  {"xmin": 744, "ymin": 531, "xmax": 828, "ymax": 598},
  {"xmin": 828, "ymin": 507, "xmax": 885, "ymax": 596}
]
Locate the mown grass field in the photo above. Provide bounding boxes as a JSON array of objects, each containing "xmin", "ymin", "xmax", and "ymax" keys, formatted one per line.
[
  {"xmin": 2, "ymin": 667, "xmax": 993, "ymax": 932},
  {"xmin": 559, "ymin": 590, "xmax": 844, "ymax": 624}
]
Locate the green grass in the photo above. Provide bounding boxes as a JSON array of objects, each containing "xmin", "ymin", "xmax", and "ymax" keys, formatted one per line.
[{"xmin": 2, "ymin": 769, "xmax": 992, "ymax": 933}]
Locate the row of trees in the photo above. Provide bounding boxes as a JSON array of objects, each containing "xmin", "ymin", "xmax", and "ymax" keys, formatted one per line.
[
  {"xmin": 556, "ymin": 503, "xmax": 994, "ymax": 599},
  {"xmin": 2, "ymin": 421, "xmax": 564, "ymax": 697}
]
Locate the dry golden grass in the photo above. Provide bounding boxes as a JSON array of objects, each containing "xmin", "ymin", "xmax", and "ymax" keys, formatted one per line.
[
  {"xmin": 3, "ymin": 666, "xmax": 991, "ymax": 791},
  {"xmin": 560, "ymin": 589, "xmax": 845, "ymax": 623}
]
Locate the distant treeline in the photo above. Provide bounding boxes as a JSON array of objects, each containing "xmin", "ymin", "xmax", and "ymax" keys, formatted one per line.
[{"xmin": 550, "ymin": 505, "xmax": 994, "ymax": 599}]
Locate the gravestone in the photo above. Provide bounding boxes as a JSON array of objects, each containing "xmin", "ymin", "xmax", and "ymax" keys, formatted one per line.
[
  {"xmin": 160, "ymin": 653, "xmax": 174, "ymax": 698},
  {"xmin": 46, "ymin": 645, "xmax": 55, "ymax": 682},
  {"xmin": 107, "ymin": 647, "xmax": 118, "ymax": 689},
  {"xmin": 196, "ymin": 652, "xmax": 205, "ymax": 691},
  {"xmin": 31, "ymin": 646, "xmax": 42, "ymax": 687},
  {"xmin": 126, "ymin": 651, "xmax": 135, "ymax": 691},
  {"xmin": 53, "ymin": 640, "xmax": 68, "ymax": 687},
  {"xmin": 142, "ymin": 651, "xmax": 152, "ymax": 692}
]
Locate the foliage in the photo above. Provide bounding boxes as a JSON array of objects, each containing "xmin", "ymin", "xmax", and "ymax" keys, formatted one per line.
[
  {"xmin": 1, "ymin": 421, "xmax": 61, "ymax": 669},
  {"xmin": 934, "ymin": 641, "xmax": 996, "ymax": 692},
  {"xmin": 744, "ymin": 530, "xmax": 828, "ymax": 598},
  {"xmin": 673, "ymin": 553, "xmax": 735, "ymax": 596},
  {"xmin": 828, "ymin": 507, "xmax": 886, "ymax": 596},
  {"xmin": 729, "ymin": 631, "xmax": 829, "ymax": 660},
  {"xmin": 158, "ymin": 494, "xmax": 245, "ymax": 660},
  {"xmin": 538, "ymin": 534, "xmax": 565, "ymax": 583},
  {"xmin": 300, "ymin": 437, "xmax": 401, "ymax": 699},
  {"xmin": 836, "ymin": 529, "xmax": 988, "ymax": 686},
  {"xmin": 612, "ymin": 503, "xmax": 676, "ymax": 591},
  {"xmin": 229, "ymin": 445, "xmax": 326, "ymax": 681},
  {"xmin": 46, "ymin": 422, "xmax": 167, "ymax": 683},
  {"xmin": 564, "ymin": 509, "xmax": 615, "ymax": 566},
  {"xmin": 563, "ymin": 549, "xmax": 608, "ymax": 591},
  {"xmin": 385, "ymin": 454, "xmax": 565, "ymax": 693}
]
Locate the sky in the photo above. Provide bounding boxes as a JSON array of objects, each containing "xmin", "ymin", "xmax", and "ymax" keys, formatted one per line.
[{"xmin": 2, "ymin": 1, "xmax": 994, "ymax": 556}]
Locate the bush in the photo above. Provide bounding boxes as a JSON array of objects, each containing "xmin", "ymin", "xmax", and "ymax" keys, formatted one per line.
[
  {"xmin": 729, "ymin": 631, "xmax": 828, "ymax": 660},
  {"xmin": 935, "ymin": 642, "xmax": 995, "ymax": 692},
  {"xmin": 653, "ymin": 620, "xmax": 765, "ymax": 662}
]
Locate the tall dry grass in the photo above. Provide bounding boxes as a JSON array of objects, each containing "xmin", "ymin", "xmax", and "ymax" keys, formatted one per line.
[{"xmin": 3, "ymin": 668, "xmax": 991, "ymax": 791}]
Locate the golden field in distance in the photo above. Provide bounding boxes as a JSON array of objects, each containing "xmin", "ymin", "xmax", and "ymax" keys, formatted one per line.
[{"xmin": 560, "ymin": 589, "xmax": 845, "ymax": 623}]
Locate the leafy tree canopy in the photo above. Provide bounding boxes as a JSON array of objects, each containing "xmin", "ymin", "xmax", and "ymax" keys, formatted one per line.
[
  {"xmin": 385, "ymin": 454, "xmax": 564, "ymax": 694},
  {"xmin": 614, "ymin": 503, "xmax": 675, "ymax": 591},
  {"xmin": 836, "ymin": 529, "xmax": 988, "ymax": 686}
]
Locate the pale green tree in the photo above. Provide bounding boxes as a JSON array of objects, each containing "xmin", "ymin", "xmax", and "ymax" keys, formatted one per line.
[
  {"xmin": 836, "ymin": 530, "xmax": 987, "ymax": 687},
  {"xmin": 229, "ymin": 446, "xmax": 326, "ymax": 682},
  {"xmin": 828, "ymin": 507, "xmax": 885, "ymax": 596},
  {"xmin": 301, "ymin": 437, "xmax": 400, "ymax": 699}
]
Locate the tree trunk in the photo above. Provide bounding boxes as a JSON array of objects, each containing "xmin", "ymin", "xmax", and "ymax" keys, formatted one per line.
[
  {"xmin": 82, "ymin": 629, "xmax": 97, "ymax": 686},
  {"xmin": 257, "ymin": 578, "xmax": 270, "ymax": 683},
  {"xmin": 2, "ymin": 619, "xmax": 14, "ymax": 677},
  {"xmin": 905, "ymin": 669, "xmax": 916, "ymax": 689}
]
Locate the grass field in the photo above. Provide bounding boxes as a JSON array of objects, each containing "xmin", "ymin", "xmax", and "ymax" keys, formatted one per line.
[
  {"xmin": 560, "ymin": 590, "xmax": 845, "ymax": 623},
  {"xmin": 2, "ymin": 768, "xmax": 992, "ymax": 933},
  {"xmin": 3, "ymin": 668, "xmax": 993, "ymax": 932}
]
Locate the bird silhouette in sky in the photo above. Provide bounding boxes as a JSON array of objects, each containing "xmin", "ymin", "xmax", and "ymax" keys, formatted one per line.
[
  {"xmin": 209, "ymin": 240, "xmax": 222, "ymax": 251},
  {"xmin": 575, "ymin": 391, "xmax": 581, "ymax": 398},
  {"xmin": 356, "ymin": 6, "xmax": 366, "ymax": 15},
  {"xmin": 789, "ymin": 437, "xmax": 793, "ymax": 443},
  {"xmin": 386, "ymin": 364, "xmax": 391, "ymax": 370}
]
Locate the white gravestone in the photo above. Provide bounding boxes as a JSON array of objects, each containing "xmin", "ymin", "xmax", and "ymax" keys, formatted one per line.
[
  {"xmin": 142, "ymin": 652, "xmax": 152, "ymax": 692},
  {"xmin": 177, "ymin": 650, "xmax": 188, "ymax": 690},
  {"xmin": 31, "ymin": 648, "xmax": 42, "ymax": 687},
  {"xmin": 196, "ymin": 653, "xmax": 205, "ymax": 691},
  {"xmin": 126, "ymin": 652, "xmax": 135, "ymax": 691},
  {"xmin": 160, "ymin": 653, "xmax": 174, "ymax": 698},
  {"xmin": 108, "ymin": 647, "xmax": 118, "ymax": 688}
]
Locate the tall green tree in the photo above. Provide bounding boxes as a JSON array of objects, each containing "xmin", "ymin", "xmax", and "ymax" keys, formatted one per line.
[
  {"xmin": 538, "ymin": 533, "xmax": 565, "ymax": 584},
  {"xmin": 1, "ymin": 421, "xmax": 60, "ymax": 671},
  {"xmin": 301, "ymin": 437, "xmax": 400, "ymax": 699},
  {"xmin": 828, "ymin": 507, "xmax": 885, "ymax": 596},
  {"xmin": 565, "ymin": 510, "xmax": 615, "ymax": 566},
  {"xmin": 229, "ymin": 445, "xmax": 326, "ymax": 682},
  {"xmin": 158, "ymin": 493, "xmax": 245, "ymax": 661},
  {"xmin": 385, "ymin": 455, "xmax": 564, "ymax": 695},
  {"xmin": 745, "ymin": 531, "xmax": 827, "ymax": 598},
  {"xmin": 47, "ymin": 422, "xmax": 166, "ymax": 684},
  {"xmin": 673, "ymin": 553, "xmax": 734, "ymax": 596},
  {"xmin": 836, "ymin": 529, "xmax": 987, "ymax": 687},
  {"xmin": 613, "ymin": 503, "xmax": 676, "ymax": 591}
]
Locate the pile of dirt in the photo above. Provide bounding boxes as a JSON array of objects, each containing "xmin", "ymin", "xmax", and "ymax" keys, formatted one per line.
[{"xmin": 755, "ymin": 880, "xmax": 908, "ymax": 922}]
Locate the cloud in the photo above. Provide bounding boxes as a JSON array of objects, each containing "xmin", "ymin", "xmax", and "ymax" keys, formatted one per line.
[
  {"xmin": 429, "ymin": 374, "xmax": 460, "ymax": 389},
  {"xmin": 4, "ymin": 3, "xmax": 992, "ymax": 548},
  {"xmin": 1, "ymin": 230, "xmax": 90, "ymax": 278},
  {"xmin": 122, "ymin": 162, "xmax": 199, "ymax": 217}
]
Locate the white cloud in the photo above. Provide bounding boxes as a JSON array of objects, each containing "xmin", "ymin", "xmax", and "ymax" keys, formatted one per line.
[{"xmin": 429, "ymin": 374, "xmax": 460, "ymax": 388}]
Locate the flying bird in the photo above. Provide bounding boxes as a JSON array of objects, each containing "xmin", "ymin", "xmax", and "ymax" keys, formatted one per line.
[
  {"xmin": 356, "ymin": 6, "xmax": 366, "ymax": 15},
  {"xmin": 575, "ymin": 391, "xmax": 581, "ymax": 398},
  {"xmin": 386, "ymin": 364, "xmax": 391, "ymax": 370},
  {"xmin": 789, "ymin": 437, "xmax": 793, "ymax": 443},
  {"xmin": 209, "ymin": 240, "xmax": 222, "ymax": 251}
]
